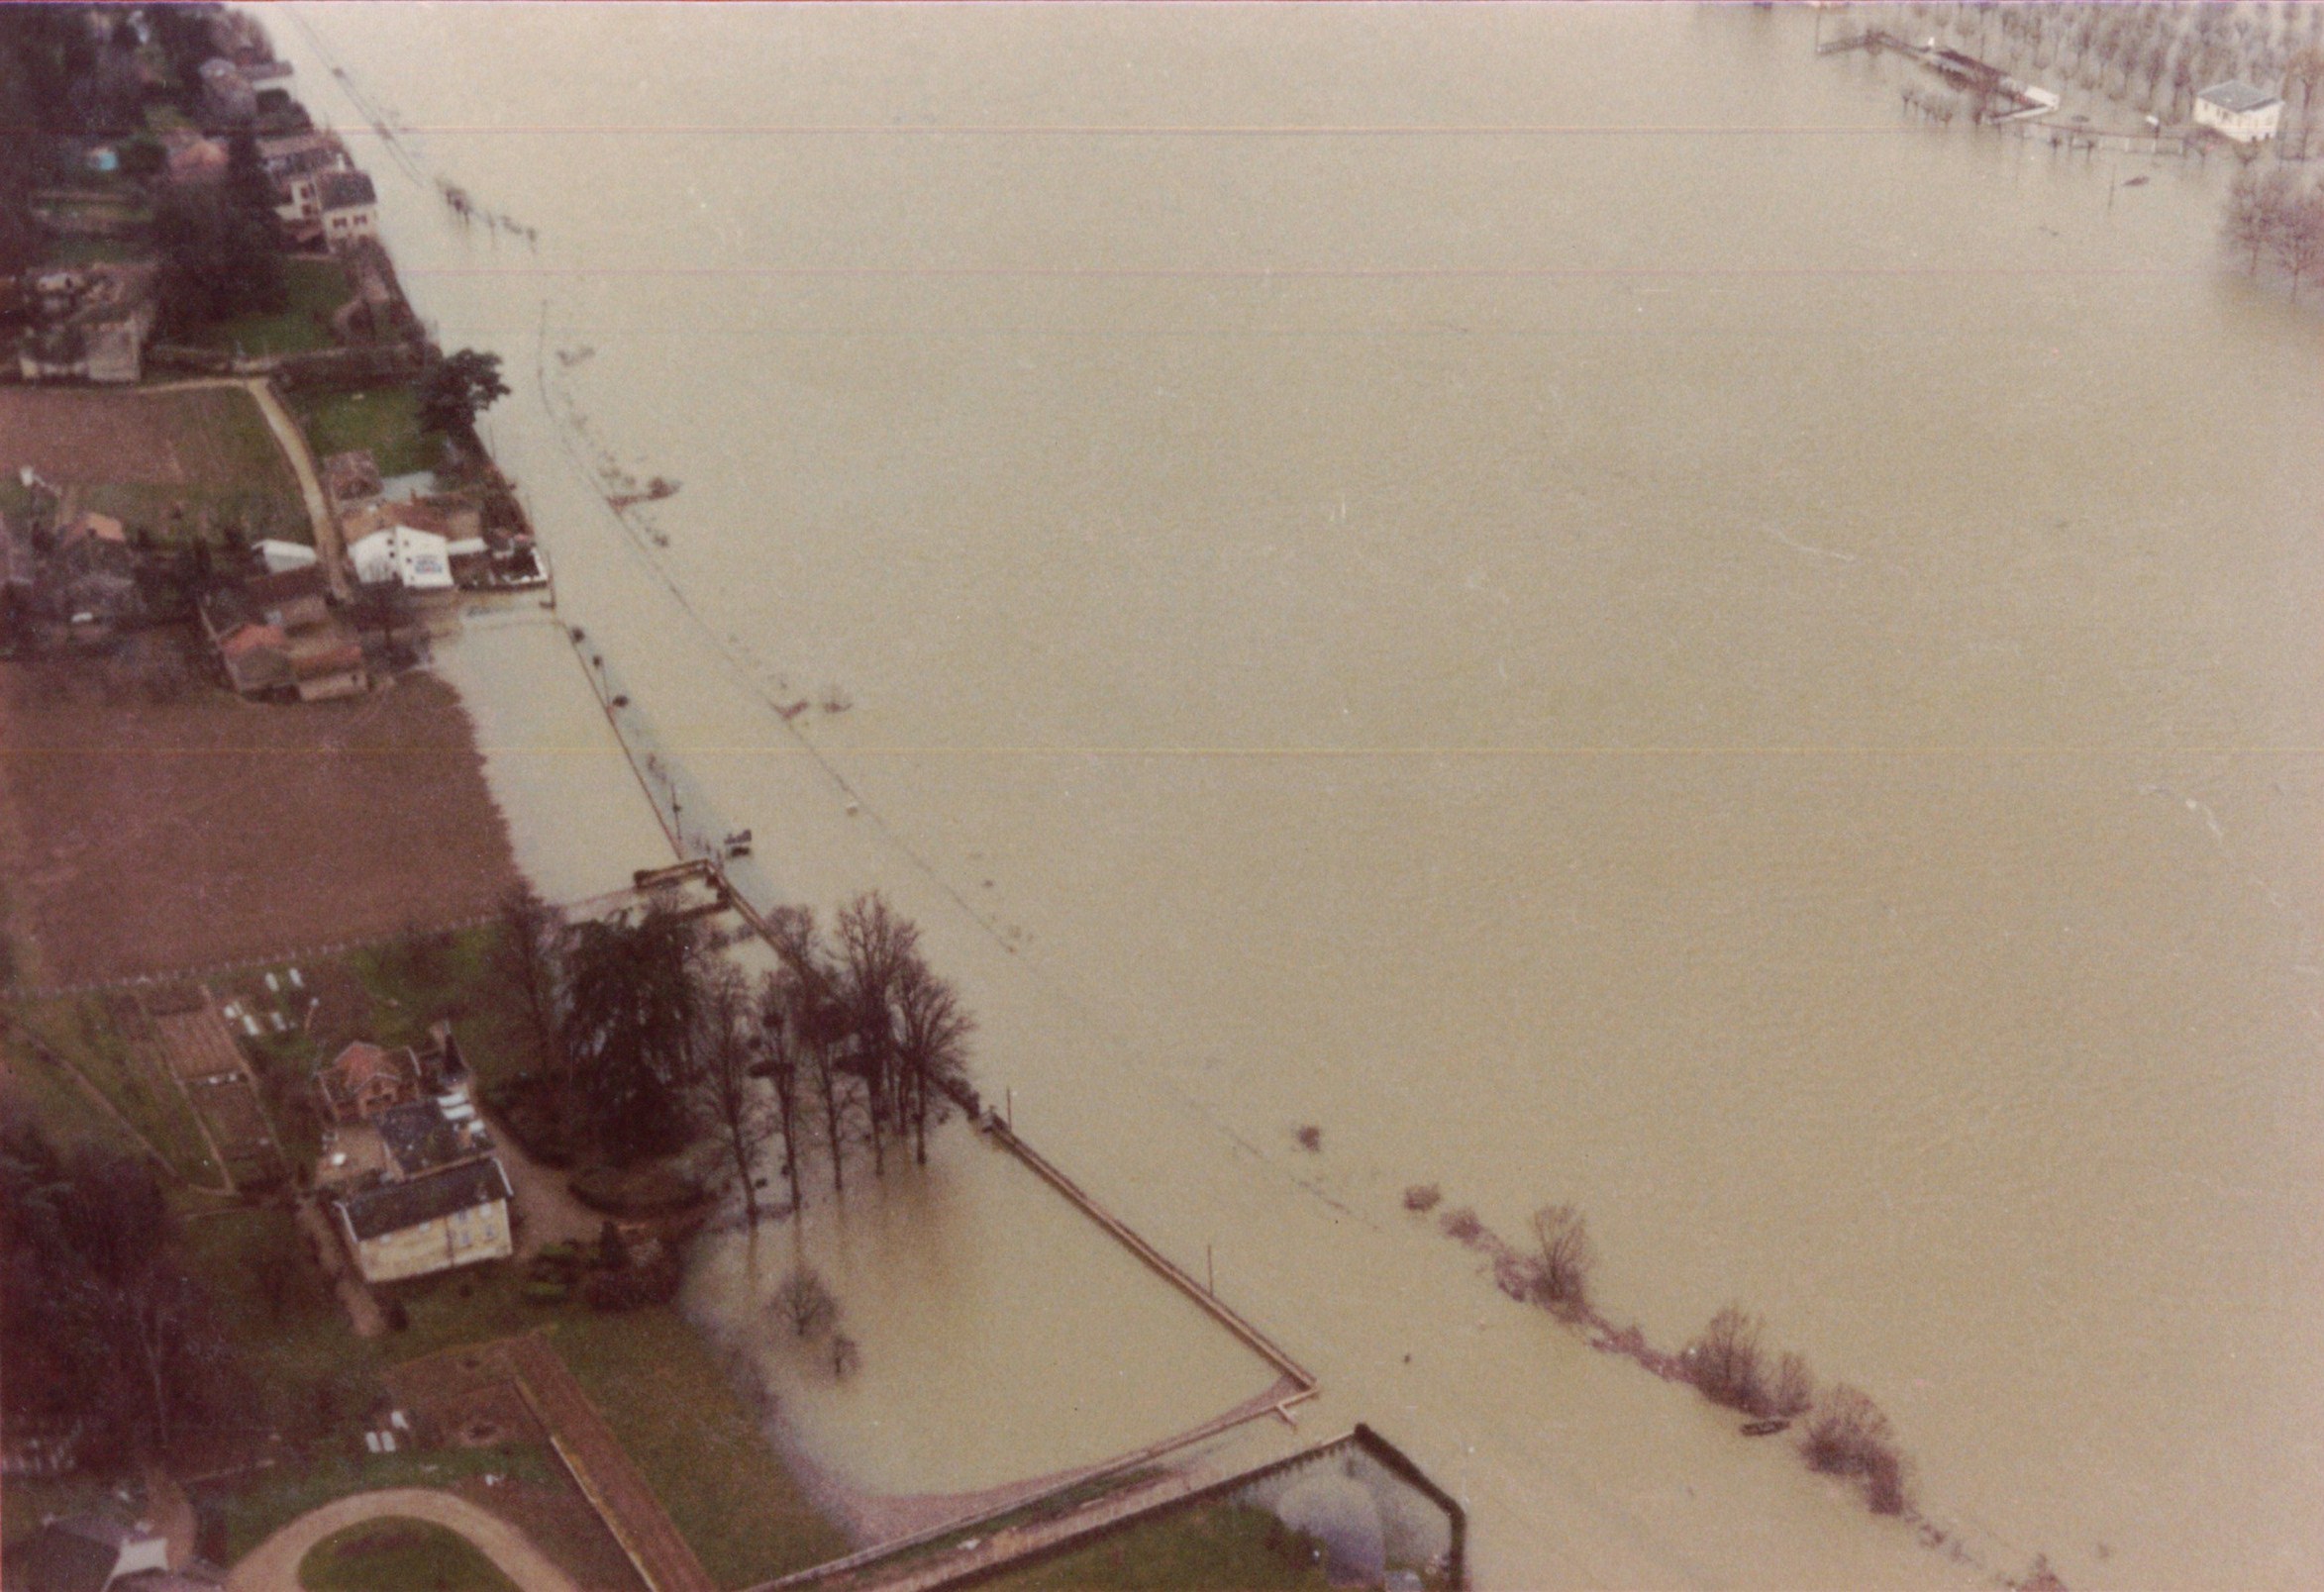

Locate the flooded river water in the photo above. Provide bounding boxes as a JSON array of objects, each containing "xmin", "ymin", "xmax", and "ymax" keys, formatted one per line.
[{"xmin": 283, "ymin": 5, "xmax": 2324, "ymax": 1586}]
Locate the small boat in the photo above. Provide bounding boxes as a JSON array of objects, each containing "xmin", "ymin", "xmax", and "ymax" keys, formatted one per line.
[{"xmin": 1741, "ymin": 1419, "xmax": 1791, "ymax": 1438}]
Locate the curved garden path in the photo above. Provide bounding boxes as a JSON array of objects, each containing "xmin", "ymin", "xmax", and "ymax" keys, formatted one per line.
[{"xmin": 225, "ymin": 1487, "xmax": 580, "ymax": 1592}]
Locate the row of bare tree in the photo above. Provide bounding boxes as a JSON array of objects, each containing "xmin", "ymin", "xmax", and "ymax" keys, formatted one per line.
[
  {"xmin": 495, "ymin": 884, "xmax": 976, "ymax": 1230},
  {"xmin": 2224, "ymin": 165, "xmax": 2324, "ymax": 294},
  {"xmin": 1904, "ymin": 0, "xmax": 2324, "ymax": 134},
  {"xmin": 1417, "ymin": 1189, "xmax": 1916, "ymax": 1520}
]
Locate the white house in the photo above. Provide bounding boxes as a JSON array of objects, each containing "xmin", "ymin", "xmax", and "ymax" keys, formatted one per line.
[
  {"xmin": 316, "ymin": 168, "xmax": 380, "ymax": 251},
  {"xmin": 349, "ymin": 524, "xmax": 454, "ymax": 591},
  {"xmin": 328, "ymin": 1098, "xmax": 513, "ymax": 1285},
  {"xmin": 2195, "ymin": 80, "xmax": 2282, "ymax": 143}
]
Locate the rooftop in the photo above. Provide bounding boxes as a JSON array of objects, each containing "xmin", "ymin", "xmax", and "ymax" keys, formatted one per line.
[
  {"xmin": 339, "ymin": 1156, "xmax": 511, "ymax": 1241},
  {"xmin": 374, "ymin": 1098, "xmax": 474, "ymax": 1176},
  {"xmin": 316, "ymin": 168, "xmax": 377, "ymax": 213},
  {"xmin": 2199, "ymin": 79, "xmax": 2281, "ymax": 114},
  {"xmin": 244, "ymin": 564, "xmax": 328, "ymax": 611}
]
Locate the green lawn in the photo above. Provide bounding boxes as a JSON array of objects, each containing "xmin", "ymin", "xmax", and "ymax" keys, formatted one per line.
[
  {"xmin": 180, "ymin": 1206, "xmax": 374, "ymax": 1441},
  {"xmin": 975, "ymin": 1504, "xmax": 1334, "ymax": 1592},
  {"xmin": 9, "ymin": 996, "xmax": 220, "ymax": 1185},
  {"xmin": 297, "ymin": 1517, "xmax": 520, "ymax": 1592},
  {"xmin": 186, "ymin": 258, "xmax": 353, "ymax": 358},
  {"xmin": 555, "ymin": 1308, "xmax": 850, "ymax": 1588},
  {"xmin": 39, "ymin": 236, "xmax": 140, "ymax": 266},
  {"xmin": 52, "ymin": 385, "xmax": 310, "ymax": 547},
  {"xmin": 213, "ymin": 1446, "xmax": 559, "ymax": 1566},
  {"xmin": 292, "ymin": 385, "xmax": 440, "ymax": 478}
]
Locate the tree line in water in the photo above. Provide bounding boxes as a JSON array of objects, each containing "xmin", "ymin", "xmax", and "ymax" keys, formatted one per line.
[{"xmin": 495, "ymin": 884, "xmax": 976, "ymax": 1232}]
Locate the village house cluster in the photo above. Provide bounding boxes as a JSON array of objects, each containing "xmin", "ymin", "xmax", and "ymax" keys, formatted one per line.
[{"xmin": 309, "ymin": 1025, "xmax": 517, "ymax": 1286}]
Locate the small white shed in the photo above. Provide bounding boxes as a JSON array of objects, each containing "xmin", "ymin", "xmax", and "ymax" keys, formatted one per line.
[{"xmin": 254, "ymin": 539, "xmax": 320, "ymax": 575}]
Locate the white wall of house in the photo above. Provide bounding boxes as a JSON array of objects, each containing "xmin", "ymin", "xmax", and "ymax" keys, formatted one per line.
[
  {"xmin": 350, "ymin": 526, "xmax": 455, "ymax": 590},
  {"xmin": 2195, "ymin": 96, "xmax": 2281, "ymax": 142},
  {"xmin": 325, "ymin": 204, "xmax": 381, "ymax": 249},
  {"xmin": 348, "ymin": 1197, "xmax": 512, "ymax": 1284}
]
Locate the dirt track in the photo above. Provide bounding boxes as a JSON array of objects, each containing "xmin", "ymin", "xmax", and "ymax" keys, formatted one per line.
[
  {"xmin": 224, "ymin": 1487, "xmax": 580, "ymax": 1592},
  {"xmin": 0, "ymin": 659, "xmax": 520, "ymax": 988}
]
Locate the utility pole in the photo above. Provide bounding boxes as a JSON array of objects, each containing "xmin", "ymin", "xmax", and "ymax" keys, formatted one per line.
[{"xmin": 1206, "ymin": 1244, "xmax": 1215, "ymax": 1296}]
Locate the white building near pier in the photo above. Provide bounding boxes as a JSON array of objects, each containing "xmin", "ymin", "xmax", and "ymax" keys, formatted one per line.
[
  {"xmin": 2194, "ymin": 80, "xmax": 2282, "ymax": 143},
  {"xmin": 350, "ymin": 524, "xmax": 454, "ymax": 590}
]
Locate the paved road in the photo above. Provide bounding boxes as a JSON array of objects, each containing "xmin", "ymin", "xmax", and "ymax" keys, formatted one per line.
[
  {"xmin": 226, "ymin": 1487, "xmax": 580, "ymax": 1592},
  {"xmin": 240, "ymin": 376, "xmax": 349, "ymax": 598}
]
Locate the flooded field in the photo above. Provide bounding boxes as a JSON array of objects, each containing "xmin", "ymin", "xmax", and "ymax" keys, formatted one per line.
[{"xmin": 284, "ymin": 5, "xmax": 2324, "ymax": 1586}]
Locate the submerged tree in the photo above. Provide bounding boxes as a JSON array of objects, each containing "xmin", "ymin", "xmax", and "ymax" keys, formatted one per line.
[
  {"xmin": 692, "ymin": 961, "xmax": 774, "ymax": 1230},
  {"xmin": 755, "ymin": 968, "xmax": 811, "ymax": 1215},
  {"xmin": 763, "ymin": 905, "xmax": 858, "ymax": 1197},
  {"xmin": 773, "ymin": 1265, "xmax": 838, "ymax": 1340},
  {"xmin": 559, "ymin": 892, "xmax": 710, "ymax": 1164},
  {"xmin": 1685, "ymin": 1304, "xmax": 1768, "ymax": 1416},
  {"xmin": 890, "ymin": 951, "xmax": 973, "ymax": 1166},
  {"xmin": 1529, "ymin": 1204, "xmax": 1596, "ymax": 1320}
]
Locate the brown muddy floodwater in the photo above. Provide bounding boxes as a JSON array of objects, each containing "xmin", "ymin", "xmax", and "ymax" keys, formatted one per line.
[{"xmin": 285, "ymin": 4, "xmax": 2324, "ymax": 1586}]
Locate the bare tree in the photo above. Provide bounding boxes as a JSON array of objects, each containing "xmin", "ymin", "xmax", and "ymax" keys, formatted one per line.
[
  {"xmin": 890, "ymin": 951, "xmax": 973, "ymax": 1166},
  {"xmin": 1768, "ymin": 1350, "xmax": 1817, "ymax": 1421},
  {"xmin": 2226, "ymin": 165, "xmax": 2274, "ymax": 273},
  {"xmin": 1801, "ymin": 1383, "xmax": 1913, "ymax": 1515},
  {"xmin": 764, "ymin": 906, "xmax": 856, "ymax": 1196},
  {"xmin": 2267, "ymin": 179, "xmax": 2324, "ymax": 296},
  {"xmin": 773, "ymin": 1265, "xmax": 838, "ymax": 1340},
  {"xmin": 1529, "ymin": 1204, "xmax": 1596, "ymax": 1319},
  {"xmin": 692, "ymin": 963, "xmax": 773, "ymax": 1230},
  {"xmin": 836, "ymin": 891, "xmax": 919, "ymax": 1175},
  {"xmin": 1684, "ymin": 1304, "xmax": 1768, "ymax": 1415},
  {"xmin": 755, "ymin": 968, "xmax": 811, "ymax": 1216}
]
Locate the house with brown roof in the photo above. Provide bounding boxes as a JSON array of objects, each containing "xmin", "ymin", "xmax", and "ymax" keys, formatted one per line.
[
  {"xmin": 313, "ymin": 1040, "xmax": 424, "ymax": 1124},
  {"xmin": 244, "ymin": 565, "xmax": 330, "ymax": 631},
  {"xmin": 198, "ymin": 565, "xmax": 367, "ymax": 703},
  {"xmin": 313, "ymin": 1026, "xmax": 474, "ymax": 1125},
  {"xmin": 213, "ymin": 620, "xmax": 292, "ymax": 695},
  {"xmin": 162, "ymin": 130, "xmax": 230, "ymax": 187}
]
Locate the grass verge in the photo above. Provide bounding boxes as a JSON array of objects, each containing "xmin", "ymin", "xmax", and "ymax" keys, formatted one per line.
[
  {"xmin": 554, "ymin": 1308, "xmax": 851, "ymax": 1588},
  {"xmin": 186, "ymin": 258, "xmax": 353, "ymax": 359},
  {"xmin": 975, "ymin": 1503, "xmax": 1334, "ymax": 1592}
]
